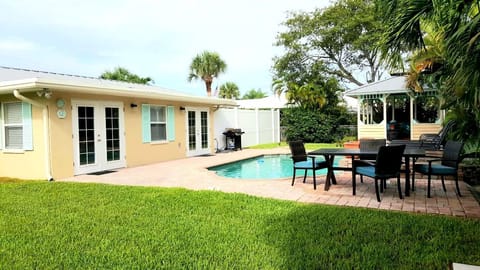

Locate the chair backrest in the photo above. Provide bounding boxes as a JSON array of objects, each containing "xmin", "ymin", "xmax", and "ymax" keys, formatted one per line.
[
  {"xmin": 375, "ymin": 145, "xmax": 406, "ymax": 176},
  {"xmin": 288, "ymin": 141, "xmax": 307, "ymax": 163},
  {"xmin": 442, "ymin": 140, "xmax": 464, "ymax": 168},
  {"xmin": 360, "ymin": 139, "xmax": 386, "ymax": 160},
  {"xmin": 438, "ymin": 120, "xmax": 456, "ymax": 146}
]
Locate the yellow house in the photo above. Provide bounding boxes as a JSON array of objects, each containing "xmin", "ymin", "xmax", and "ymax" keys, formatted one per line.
[
  {"xmin": 345, "ymin": 75, "xmax": 443, "ymax": 141},
  {"xmin": 0, "ymin": 67, "xmax": 236, "ymax": 180}
]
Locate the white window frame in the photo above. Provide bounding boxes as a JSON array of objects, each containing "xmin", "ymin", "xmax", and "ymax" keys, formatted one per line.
[
  {"xmin": 150, "ymin": 105, "xmax": 167, "ymax": 142},
  {"xmin": 2, "ymin": 102, "xmax": 24, "ymax": 150}
]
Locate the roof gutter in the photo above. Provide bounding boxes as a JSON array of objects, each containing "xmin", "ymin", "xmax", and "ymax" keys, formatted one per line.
[
  {"xmin": 13, "ymin": 90, "xmax": 53, "ymax": 181},
  {"xmin": 1, "ymin": 78, "xmax": 237, "ymax": 107}
]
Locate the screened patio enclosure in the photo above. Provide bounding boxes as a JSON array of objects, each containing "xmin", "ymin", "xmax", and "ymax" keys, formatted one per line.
[{"xmin": 346, "ymin": 76, "xmax": 443, "ymax": 140}]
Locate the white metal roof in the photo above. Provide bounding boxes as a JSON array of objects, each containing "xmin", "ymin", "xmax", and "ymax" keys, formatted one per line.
[
  {"xmin": 236, "ymin": 94, "xmax": 289, "ymax": 109},
  {"xmin": 345, "ymin": 76, "xmax": 409, "ymax": 97},
  {"xmin": 0, "ymin": 66, "xmax": 237, "ymax": 106}
]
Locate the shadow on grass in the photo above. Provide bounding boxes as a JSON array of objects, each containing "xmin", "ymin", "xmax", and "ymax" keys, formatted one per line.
[{"xmin": 262, "ymin": 204, "xmax": 480, "ymax": 269}]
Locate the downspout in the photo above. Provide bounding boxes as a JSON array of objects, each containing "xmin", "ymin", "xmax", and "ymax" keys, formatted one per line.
[{"xmin": 13, "ymin": 90, "xmax": 53, "ymax": 181}]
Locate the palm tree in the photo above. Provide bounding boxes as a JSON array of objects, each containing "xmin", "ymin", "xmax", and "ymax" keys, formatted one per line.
[
  {"xmin": 188, "ymin": 51, "xmax": 227, "ymax": 96},
  {"xmin": 218, "ymin": 82, "xmax": 240, "ymax": 99},
  {"xmin": 377, "ymin": 0, "xmax": 480, "ymax": 152},
  {"xmin": 100, "ymin": 67, "xmax": 153, "ymax": 84}
]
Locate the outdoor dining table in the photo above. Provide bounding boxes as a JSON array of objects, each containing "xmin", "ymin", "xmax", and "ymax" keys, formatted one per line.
[{"xmin": 308, "ymin": 147, "xmax": 426, "ymax": 197}]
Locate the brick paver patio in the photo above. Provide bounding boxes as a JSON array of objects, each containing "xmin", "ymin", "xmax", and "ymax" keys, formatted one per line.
[{"xmin": 61, "ymin": 148, "xmax": 480, "ymax": 219}]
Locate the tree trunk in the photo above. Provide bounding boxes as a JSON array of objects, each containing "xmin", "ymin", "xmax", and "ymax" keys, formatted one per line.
[{"xmin": 205, "ymin": 80, "xmax": 213, "ymax": 97}]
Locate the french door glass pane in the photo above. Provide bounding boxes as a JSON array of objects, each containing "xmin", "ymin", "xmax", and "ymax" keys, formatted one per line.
[
  {"xmin": 105, "ymin": 107, "xmax": 120, "ymax": 162},
  {"xmin": 78, "ymin": 106, "xmax": 95, "ymax": 165},
  {"xmin": 188, "ymin": 111, "xmax": 196, "ymax": 150},
  {"xmin": 201, "ymin": 111, "xmax": 208, "ymax": 148}
]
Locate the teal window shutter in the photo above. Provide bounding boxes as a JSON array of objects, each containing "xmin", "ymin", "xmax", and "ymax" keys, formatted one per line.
[
  {"xmin": 167, "ymin": 106, "xmax": 175, "ymax": 141},
  {"xmin": 22, "ymin": 102, "xmax": 33, "ymax": 150},
  {"xmin": 141, "ymin": 104, "xmax": 151, "ymax": 143}
]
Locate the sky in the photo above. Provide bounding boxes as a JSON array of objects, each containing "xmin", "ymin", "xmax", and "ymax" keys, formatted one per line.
[{"xmin": 0, "ymin": 0, "xmax": 332, "ymax": 97}]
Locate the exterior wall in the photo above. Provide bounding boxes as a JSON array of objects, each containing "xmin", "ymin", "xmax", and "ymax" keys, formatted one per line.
[
  {"xmin": 0, "ymin": 93, "xmax": 47, "ymax": 179},
  {"xmin": 357, "ymin": 122, "xmax": 386, "ymax": 139},
  {"xmin": 1, "ymin": 90, "xmax": 220, "ymax": 179},
  {"xmin": 411, "ymin": 122, "xmax": 441, "ymax": 140},
  {"xmin": 50, "ymin": 91, "xmax": 191, "ymax": 178}
]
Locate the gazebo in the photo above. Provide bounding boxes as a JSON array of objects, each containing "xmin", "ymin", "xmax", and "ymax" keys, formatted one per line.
[{"xmin": 345, "ymin": 75, "xmax": 444, "ymax": 141}]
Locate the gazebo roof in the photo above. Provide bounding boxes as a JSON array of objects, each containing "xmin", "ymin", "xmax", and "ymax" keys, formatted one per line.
[{"xmin": 345, "ymin": 76, "xmax": 409, "ymax": 97}]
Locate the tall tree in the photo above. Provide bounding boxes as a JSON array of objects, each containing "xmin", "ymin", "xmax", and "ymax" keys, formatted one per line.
[
  {"xmin": 274, "ymin": 0, "xmax": 387, "ymax": 87},
  {"xmin": 188, "ymin": 51, "xmax": 227, "ymax": 96},
  {"xmin": 242, "ymin": 88, "xmax": 267, "ymax": 99},
  {"xmin": 218, "ymin": 82, "xmax": 240, "ymax": 99},
  {"xmin": 376, "ymin": 0, "xmax": 480, "ymax": 151},
  {"xmin": 100, "ymin": 67, "xmax": 153, "ymax": 84}
]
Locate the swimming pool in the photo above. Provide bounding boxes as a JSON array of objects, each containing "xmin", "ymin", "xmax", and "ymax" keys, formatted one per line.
[{"xmin": 208, "ymin": 154, "xmax": 339, "ymax": 180}]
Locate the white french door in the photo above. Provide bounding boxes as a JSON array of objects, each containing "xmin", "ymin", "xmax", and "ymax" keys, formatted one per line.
[
  {"xmin": 72, "ymin": 100, "xmax": 126, "ymax": 175},
  {"xmin": 186, "ymin": 108, "xmax": 210, "ymax": 156}
]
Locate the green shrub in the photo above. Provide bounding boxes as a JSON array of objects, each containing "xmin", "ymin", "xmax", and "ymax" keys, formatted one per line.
[{"xmin": 281, "ymin": 107, "xmax": 351, "ymax": 143}]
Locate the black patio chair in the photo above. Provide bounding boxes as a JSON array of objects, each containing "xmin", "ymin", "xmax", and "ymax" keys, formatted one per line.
[
  {"xmin": 288, "ymin": 141, "xmax": 328, "ymax": 190},
  {"xmin": 354, "ymin": 139, "xmax": 387, "ymax": 183},
  {"xmin": 413, "ymin": 140, "xmax": 464, "ymax": 198},
  {"xmin": 419, "ymin": 120, "xmax": 455, "ymax": 150},
  {"xmin": 353, "ymin": 145, "xmax": 406, "ymax": 202}
]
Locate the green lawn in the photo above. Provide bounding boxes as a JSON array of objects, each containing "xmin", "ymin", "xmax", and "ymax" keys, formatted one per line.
[{"xmin": 1, "ymin": 180, "xmax": 479, "ymax": 269}]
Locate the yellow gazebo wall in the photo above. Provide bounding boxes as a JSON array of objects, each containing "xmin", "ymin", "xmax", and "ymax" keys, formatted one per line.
[
  {"xmin": 411, "ymin": 122, "xmax": 442, "ymax": 140},
  {"xmin": 357, "ymin": 122, "xmax": 386, "ymax": 139}
]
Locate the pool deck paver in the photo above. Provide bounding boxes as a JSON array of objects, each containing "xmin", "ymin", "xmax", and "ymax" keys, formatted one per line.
[{"xmin": 60, "ymin": 148, "xmax": 480, "ymax": 219}]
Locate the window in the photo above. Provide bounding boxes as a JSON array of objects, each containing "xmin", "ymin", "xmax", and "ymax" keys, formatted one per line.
[
  {"xmin": 3, "ymin": 102, "xmax": 23, "ymax": 149},
  {"xmin": 414, "ymin": 94, "xmax": 439, "ymax": 123},
  {"xmin": 360, "ymin": 98, "xmax": 384, "ymax": 124},
  {"xmin": 150, "ymin": 106, "xmax": 167, "ymax": 141},
  {"xmin": 1, "ymin": 102, "xmax": 32, "ymax": 150},
  {"xmin": 141, "ymin": 104, "xmax": 175, "ymax": 143}
]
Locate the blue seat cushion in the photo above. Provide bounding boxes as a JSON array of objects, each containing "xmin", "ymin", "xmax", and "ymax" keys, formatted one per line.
[
  {"xmin": 414, "ymin": 164, "xmax": 456, "ymax": 175},
  {"xmin": 356, "ymin": 166, "xmax": 376, "ymax": 178},
  {"xmin": 356, "ymin": 166, "xmax": 398, "ymax": 179},
  {"xmin": 294, "ymin": 160, "xmax": 327, "ymax": 169}
]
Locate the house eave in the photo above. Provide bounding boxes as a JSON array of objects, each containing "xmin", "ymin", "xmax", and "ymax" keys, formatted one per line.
[{"xmin": 0, "ymin": 78, "xmax": 237, "ymax": 106}]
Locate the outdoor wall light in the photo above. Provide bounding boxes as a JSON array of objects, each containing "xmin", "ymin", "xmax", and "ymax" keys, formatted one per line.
[
  {"xmin": 130, "ymin": 103, "xmax": 138, "ymax": 108},
  {"xmin": 36, "ymin": 88, "xmax": 52, "ymax": 99},
  {"xmin": 179, "ymin": 106, "xmax": 185, "ymax": 111}
]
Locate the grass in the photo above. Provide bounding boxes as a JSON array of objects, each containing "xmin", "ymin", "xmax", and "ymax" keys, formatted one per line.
[{"xmin": 1, "ymin": 180, "xmax": 479, "ymax": 269}]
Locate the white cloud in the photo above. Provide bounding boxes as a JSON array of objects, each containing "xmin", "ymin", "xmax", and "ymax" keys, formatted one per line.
[
  {"xmin": 0, "ymin": 39, "xmax": 37, "ymax": 51},
  {"xmin": 0, "ymin": 0, "xmax": 331, "ymax": 95}
]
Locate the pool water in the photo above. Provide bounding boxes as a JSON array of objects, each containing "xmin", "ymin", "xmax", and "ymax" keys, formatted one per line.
[{"xmin": 209, "ymin": 154, "xmax": 339, "ymax": 180}]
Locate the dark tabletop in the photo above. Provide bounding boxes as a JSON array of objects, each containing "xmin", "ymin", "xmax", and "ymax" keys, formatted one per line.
[{"xmin": 309, "ymin": 148, "xmax": 426, "ymax": 157}]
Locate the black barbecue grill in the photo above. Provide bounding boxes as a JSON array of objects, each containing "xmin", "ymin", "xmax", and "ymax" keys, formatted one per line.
[{"xmin": 222, "ymin": 128, "xmax": 245, "ymax": 151}]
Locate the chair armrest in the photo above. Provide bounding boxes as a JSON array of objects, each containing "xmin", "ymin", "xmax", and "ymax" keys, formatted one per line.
[
  {"xmin": 306, "ymin": 155, "xmax": 316, "ymax": 162},
  {"xmin": 420, "ymin": 134, "xmax": 439, "ymax": 141}
]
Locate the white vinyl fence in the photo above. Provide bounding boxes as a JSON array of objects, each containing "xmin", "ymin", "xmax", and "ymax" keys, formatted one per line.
[{"xmin": 214, "ymin": 107, "xmax": 281, "ymax": 151}]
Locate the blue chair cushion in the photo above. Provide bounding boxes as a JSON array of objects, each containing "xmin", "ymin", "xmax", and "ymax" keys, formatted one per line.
[
  {"xmin": 356, "ymin": 166, "xmax": 376, "ymax": 178},
  {"xmin": 294, "ymin": 160, "xmax": 327, "ymax": 169},
  {"xmin": 414, "ymin": 164, "xmax": 456, "ymax": 175},
  {"xmin": 356, "ymin": 166, "xmax": 398, "ymax": 179}
]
